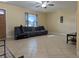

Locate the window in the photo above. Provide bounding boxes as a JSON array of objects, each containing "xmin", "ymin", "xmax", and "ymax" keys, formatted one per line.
[{"xmin": 25, "ymin": 13, "xmax": 38, "ymax": 27}]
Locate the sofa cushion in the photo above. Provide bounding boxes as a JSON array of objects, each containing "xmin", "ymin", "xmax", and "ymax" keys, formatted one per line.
[
  {"xmin": 24, "ymin": 31, "xmax": 35, "ymax": 37},
  {"xmin": 15, "ymin": 27, "xmax": 22, "ymax": 35},
  {"xmin": 27, "ymin": 27, "xmax": 33, "ymax": 31},
  {"xmin": 19, "ymin": 25, "xmax": 24, "ymax": 33},
  {"xmin": 23, "ymin": 27, "xmax": 33, "ymax": 31},
  {"xmin": 23, "ymin": 27, "xmax": 28, "ymax": 32},
  {"xmin": 35, "ymin": 26, "xmax": 45, "ymax": 31},
  {"xmin": 34, "ymin": 30, "xmax": 48, "ymax": 35}
]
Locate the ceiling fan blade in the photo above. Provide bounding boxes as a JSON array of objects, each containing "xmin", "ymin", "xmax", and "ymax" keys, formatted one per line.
[
  {"xmin": 36, "ymin": 5, "xmax": 41, "ymax": 7},
  {"xmin": 34, "ymin": 4, "xmax": 41, "ymax": 8},
  {"xmin": 48, "ymin": 4, "xmax": 54, "ymax": 6},
  {"xmin": 35, "ymin": 1, "xmax": 54, "ymax": 8}
]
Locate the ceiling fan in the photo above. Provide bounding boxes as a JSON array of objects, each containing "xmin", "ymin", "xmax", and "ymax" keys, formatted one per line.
[{"xmin": 35, "ymin": 1, "xmax": 54, "ymax": 8}]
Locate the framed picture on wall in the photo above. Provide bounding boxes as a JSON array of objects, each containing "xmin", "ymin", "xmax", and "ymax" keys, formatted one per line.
[{"xmin": 60, "ymin": 16, "xmax": 63, "ymax": 23}]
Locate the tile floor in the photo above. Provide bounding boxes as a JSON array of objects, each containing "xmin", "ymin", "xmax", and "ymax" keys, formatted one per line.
[{"xmin": 2, "ymin": 35, "xmax": 78, "ymax": 58}]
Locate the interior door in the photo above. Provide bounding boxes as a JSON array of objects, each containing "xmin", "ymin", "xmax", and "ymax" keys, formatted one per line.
[{"xmin": 0, "ymin": 9, "xmax": 6, "ymax": 39}]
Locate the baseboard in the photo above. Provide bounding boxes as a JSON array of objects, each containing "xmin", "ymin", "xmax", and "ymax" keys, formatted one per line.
[
  {"xmin": 77, "ymin": 49, "xmax": 79, "ymax": 56},
  {"xmin": 6, "ymin": 32, "xmax": 66, "ymax": 39},
  {"xmin": 6, "ymin": 35, "xmax": 14, "ymax": 39},
  {"xmin": 48, "ymin": 32, "xmax": 66, "ymax": 36}
]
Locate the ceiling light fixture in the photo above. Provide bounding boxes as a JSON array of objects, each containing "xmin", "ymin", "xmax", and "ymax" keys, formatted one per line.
[
  {"xmin": 35, "ymin": 1, "xmax": 49, "ymax": 8},
  {"xmin": 41, "ymin": 2, "xmax": 47, "ymax": 8}
]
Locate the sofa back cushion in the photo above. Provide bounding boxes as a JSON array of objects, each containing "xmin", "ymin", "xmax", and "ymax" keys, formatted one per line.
[
  {"xmin": 19, "ymin": 25, "xmax": 24, "ymax": 33},
  {"xmin": 35, "ymin": 26, "xmax": 45, "ymax": 31},
  {"xmin": 27, "ymin": 27, "xmax": 33, "ymax": 31},
  {"xmin": 23, "ymin": 27, "xmax": 33, "ymax": 32},
  {"xmin": 15, "ymin": 26, "xmax": 45, "ymax": 34},
  {"xmin": 23, "ymin": 27, "xmax": 28, "ymax": 32},
  {"xmin": 15, "ymin": 27, "xmax": 22, "ymax": 35}
]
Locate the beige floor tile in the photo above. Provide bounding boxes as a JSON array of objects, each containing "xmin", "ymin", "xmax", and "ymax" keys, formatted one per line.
[
  {"xmin": 31, "ymin": 48, "xmax": 48, "ymax": 58},
  {"xmin": 5, "ymin": 35, "xmax": 76, "ymax": 58}
]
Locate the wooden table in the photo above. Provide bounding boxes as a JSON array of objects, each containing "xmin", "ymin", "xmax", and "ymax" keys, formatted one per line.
[{"xmin": 67, "ymin": 33, "xmax": 77, "ymax": 44}]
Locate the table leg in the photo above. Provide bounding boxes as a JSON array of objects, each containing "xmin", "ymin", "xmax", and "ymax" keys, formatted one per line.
[
  {"xmin": 4, "ymin": 40, "xmax": 6, "ymax": 58},
  {"xmin": 67, "ymin": 35, "xmax": 68, "ymax": 44}
]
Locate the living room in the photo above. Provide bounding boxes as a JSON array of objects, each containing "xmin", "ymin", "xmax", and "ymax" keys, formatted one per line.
[{"xmin": 0, "ymin": 1, "xmax": 78, "ymax": 58}]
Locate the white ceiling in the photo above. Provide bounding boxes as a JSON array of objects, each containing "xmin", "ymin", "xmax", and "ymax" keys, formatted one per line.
[{"xmin": 2, "ymin": 1, "xmax": 77, "ymax": 12}]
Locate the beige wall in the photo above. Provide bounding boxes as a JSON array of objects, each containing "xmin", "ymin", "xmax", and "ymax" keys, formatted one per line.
[
  {"xmin": 77, "ymin": 1, "xmax": 79, "ymax": 56},
  {"xmin": 0, "ymin": 2, "xmax": 76, "ymax": 39},
  {"xmin": 0, "ymin": 3, "xmax": 47, "ymax": 38},
  {"xmin": 46, "ymin": 9, "xmax": 76, "ymax": 34},
  {"xmin": 38, "ymin": 13, "xmax": 47, "ymax": 29}
]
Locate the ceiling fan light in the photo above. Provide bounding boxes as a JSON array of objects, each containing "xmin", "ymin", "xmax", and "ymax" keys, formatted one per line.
[
  {"xmin": 42, "ymin": 4, "xmax": 46, "ymax": 8},
  {"xmin": 41, "ymin": 2, "xmax": 47, "ymax": 8}
]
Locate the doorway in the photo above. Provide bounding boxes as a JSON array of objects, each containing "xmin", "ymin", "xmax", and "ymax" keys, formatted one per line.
[{"xmin": 0, "ymin": 9, "xmax": 6, "ymax": 39}]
